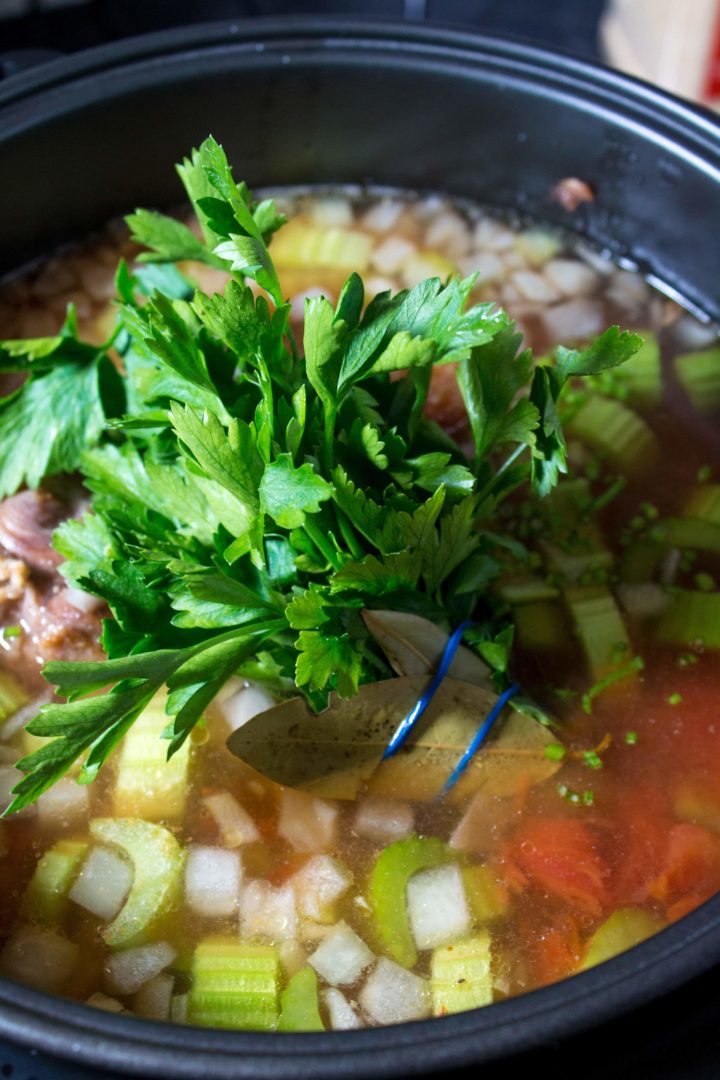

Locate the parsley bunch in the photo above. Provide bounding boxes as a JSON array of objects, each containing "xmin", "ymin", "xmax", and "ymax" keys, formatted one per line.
[{"xmin": 0, "ymin": 137, "xmax": 641, "ymax": 813}]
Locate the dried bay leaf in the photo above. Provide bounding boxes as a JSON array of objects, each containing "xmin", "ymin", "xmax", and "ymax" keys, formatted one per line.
[
  {"xmin": 226, "ymin": 675, "xmax": 560, "ymax": 803},
  {"xmin": 362, "ymin": 609, "xmax": 492, "ymax": 687}
]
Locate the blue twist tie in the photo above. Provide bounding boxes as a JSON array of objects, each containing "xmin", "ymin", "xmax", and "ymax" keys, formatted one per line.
[
  {"xmin": 382, "ymin": 619, "xmax": 475, "ymax": 760},
  {"xmin": 439, "ymin": 681, "xmax": 521, "ymax": 797}
]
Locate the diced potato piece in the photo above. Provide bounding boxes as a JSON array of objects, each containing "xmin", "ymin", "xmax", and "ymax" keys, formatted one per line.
[
  {"xmin": 406, "ymin": 864, "xmax": 471, "ymax": 950},
  {"xmin": 185, "ymin": 846, "xmax": 242, "ymax": 918},
  {"xmin": 308, "ymin": 922, "xmax": 374, "ymax": 987},
  {"xmin": 239, "ymin": 880, "xmax": 297, "ymax": 943},
  {"xmin": 104, "ymin": 941, "xmax": 176, "ymax": 996},
  {"xmin": 0, "ymin": 926, "xmax": 78, "ymax": 992},
  {"xmin": 70, "ymin": 846, "xmax": 134, "ymax": 921},
  {"xmin": 278, "ymin": 790, "xmax": 338, "ymax": 854},
  {"xmin": 352, "ymin": 797, "xmax": 415, "ymax": 844},
  {"xmin": 358, "ymin": 958, "xmax": 431, "ymax": 1024},
  {"xmin": 291, "ymin": 855, "xmax": 352, "ymax": 923}
]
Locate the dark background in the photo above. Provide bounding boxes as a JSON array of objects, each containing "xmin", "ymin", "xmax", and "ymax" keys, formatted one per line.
[{"xmin": 0, "ymin": 1, "xmax": 718, "ymax": 1078}]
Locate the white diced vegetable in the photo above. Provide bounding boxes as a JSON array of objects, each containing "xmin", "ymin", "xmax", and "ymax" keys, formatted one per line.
[
  {"xmin": 370, "ymin": 236, "xmax": 417, "ymax": 276},
  {"xmin": 185, "ymin": 846, "xmax": 242, "ymax": 918},
  {"xmin": 37, "ymin": 776, "xmax": 89, "ymax": 831},
  {"xmin": 239, "ymin": 879, "xmax": 297, "ymax": 942},
  {"xmin": 358, "ymin": 958, "xmax": 431, "ymax": 1024},
  {"xmin": 542, "ymin": 298, "xmax": 604, "ymax": 344},
  {"xmin": 424, "ymin": 210, "xmax": 471, "ymax": 259},
  {"xmin": 472, "ymin": 217, "xmax": 514, "ymax": 252},
  {"xmin": 279, "ymin": 939, "xmax": 307, "ymax": 978},
  {"xmin": 105, "ymin": 941, "xmax": 176, "ymax": 996},
  {"xmin": 291, "ymin": 855, "xmax": 352, "ymax": 923},
  {"xmin": 308, "ymin": 921, "xmax": 374, "ymax": 987},
  {"xmin": 290, "ymin": 286, "xmax": 334, "ymax": 322},
  {"xmin": 544, "ymin": 258, "xmax": 598, "ymax": 298},
  {"xmin": 0, "ymin": 926, "xmax": 78, "ymax": 992},
  {"xmin": 353, "ymin": 797, "xmax": 414, "ymax": 844},
  {"xmin": 202, "ymin": 792, "xmax": 260, "ymax": 848},
  {"xmin": 278, "ymin": 789, "xmax": 338, "ymax": 854},
  {"xmin": 133, "ymin": 973, "xmax": 175, "ymax": 1020},
  {"xmin": 63, "ymin": 586, "xmax": 104, "ymax": 613},
  {"xmin": 69, "ymin": 846, "xmax": 133, "ymax": 920},
  {"xmin": 363, "ymin": 275, "xmax": 395, "ymax": 298},
  {"xmin": 170, "ymin": 992, "xmax": 188, "ymax": 1024},
  {"xmin": 321, "ymin": 987, "xmax": 365, "ymax": 1030},
  {"xmin": 308, "ymin": 196, "xmax": 353, "ymax": 228},
  {"xmin": 511, "ymin": 270, "xmax": 561, "ymax": 304},
  {"xmin": 210, "ymin": 683, "xmax": 277, "ymax": 733},
  {"xmin": 86, "ymin": 992, "xmax": 129, "ymax": 1014},
  {"xmin": 360, "ymin": 199, "xmax": 404, "ymax": 233},
  {"xmin": 406, "ymin": 864, "xmax": 471, "ymax": 950},
  {"xmin": 457, "ymin": 251, "xmax": 504, "ymax": 284}
]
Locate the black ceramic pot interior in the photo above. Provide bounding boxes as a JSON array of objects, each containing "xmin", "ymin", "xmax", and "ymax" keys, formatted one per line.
[{"xmin": 0, "ymin": 18, "xmax": 720, "ymax": 1080}]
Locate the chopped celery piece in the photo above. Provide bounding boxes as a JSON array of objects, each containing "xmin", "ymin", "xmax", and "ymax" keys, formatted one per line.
[
  {"xmin": 89, "ymin": 818, "xmax": 185, "ymax": 948},
  {"xmin": 498, "ymin": 575, "xmax": 560, "ymax": 604},
  {"xmin": 674, "ymin": 779, "xmax": 720, "ymax": 833},
  {"xmin": 656, "ymin": 517, "xmax": 720, "ymax": 554},
  {"xmin": 431, "ymin": 933, "xmax": 493, "ymax": 1016},
  {"xmin": 277, "ymin": 966, "xmax": 324, "ymax": 1032},
  {"xmin": 0, "ymin": 671, "xmax": 28, "ymax": 725},
  {"xmin": 675, "ymin": 347, "xmax": 720, "ymax": 413},
  {"xmin": 656, "ymin": 590, "xmax": 720, "ymax": 649},
  {"xmin": 582, "ymin": 908, "xmax": 663, "ymax": 970},
  {"xmin": 113, "ymin": 694, "xmax": 191, "ymax": 823},
  {"xmin": 22, "ymin": 839, "xmax": 88, "ymax": 925},
  {"xmin": 567, "ymin": 395, "xmax": 658, "ymax": 479},
  {"xmin": 462, "ymin": 865, "xmax": 507, "ymax": 923},
  {"xmin": 368, "ymin": 836, "xmax": 449, "ymax": 968},
  {"xmin": 565, "ymin": 586, "xmax": 632, "ymax": 678},
  {"xmin": 270, "ymin": 219, "xmax": 372, "ymax": 271},
  {"xmin": 685, "ymin": 485, "xmax": 720, "ymax": 527},
  {"xmin": 541, "ymin": 539, "xmax": 613, "ymax": 586},
  {"xmin": 619, "ymin": 331, "xmax": 662, "ymax": 406},
  {"xmin": 188, "ymin": 937, "xmax": 279, "ymax": 1031},
  {"xmin": 620, "ymin": 539, "xmax": 665, "ymax": 584},
  {"xmin": 514, "ymin": 600, "xmax": 567, "ymax": 651}
]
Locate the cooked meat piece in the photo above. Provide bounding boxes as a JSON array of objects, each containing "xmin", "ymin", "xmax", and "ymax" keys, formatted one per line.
[
  {"xmin": 550, "ymin": 177, "xmax": 595, "ymax": 212},
  {"xmin": 0, "ymin": 490, "xmax": 69, "ymax": 573}
]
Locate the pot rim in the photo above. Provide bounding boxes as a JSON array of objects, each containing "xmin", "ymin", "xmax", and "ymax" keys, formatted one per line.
[{"xmin": 0, "ymin": 17, "xmax": 719, "ymax": 1078}]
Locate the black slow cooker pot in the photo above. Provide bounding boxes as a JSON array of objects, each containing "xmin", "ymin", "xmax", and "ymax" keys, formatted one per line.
[{"xmin": 0, "ymin": 19, "xmax": 719, "ymax": 1080}]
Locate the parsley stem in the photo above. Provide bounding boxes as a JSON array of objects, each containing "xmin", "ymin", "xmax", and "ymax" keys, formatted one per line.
[
  {"xmin": 303, "ymin": 519, "xmax": 343, "ymax": 571},
  {"xmin": 475, "ymin": 443, "xmax": 528, "ymax": 505},
  {"xmin": 334, "ymin": 507, "xmax": 365, "ymax": 560}
]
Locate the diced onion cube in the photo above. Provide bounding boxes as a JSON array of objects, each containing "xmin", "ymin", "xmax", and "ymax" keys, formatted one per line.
[
  {"xmin": 358, "ymin": 958, "xmax": 431, "ymax": 1024},
  {"xmin": 308, "ymin": 196, "xmax": 353, "ymax": 228},
  {"xmin": 104, "ymin": 941, "xmax": 176, "ymax": 996},
  {"xmin": 69, "ymin": 846, "xmax": 133, "ymax": 921},
  {"xmin": 278, "ymin": 790, "xmax": 338, "ymax": 854},
  {"xmin": 370, "ymin": 236, "xmax": 417, "ymax": 276},
  {"xmin": 37, "ymin": 776, "xmax": 89, "ymax": 831},
  {"xmin": 239, "ymin": 880, "xmax": 297, "ymax": 942},
  {"xmin": 185, "ymin": 846, "xmax": 242, "ymax": 918},
  {"xmin": 0, "ymin": 926, "xmax": 78, "ymax": 992},
  {"xmin": 321, "ymin": 987, "xmax": 365, "ymax": 1030},
  {"xmin": 406, "ymin": 864, "xmax": 471, "ymax": 950},
  {"xmin": 86, "ymin": 992, "xmax": 128, "ymax": 1014},
  {"xmin": 210, "ymin": 684, "xmax": 277, "ymax": 733},
  {"xmin": 352, "ymin": 797, "xmax": 414, "ymax": 844},
  {"xmin": 133, "ymin": 973, "xmax": 175, "ymax": 1020},
  {"xmin": 291, "ymin": 855, "xmax": 352, "ymax": 923},
  {"xmin": 308, "ymin": 921, "xmax": 374, "ymax": 987}
]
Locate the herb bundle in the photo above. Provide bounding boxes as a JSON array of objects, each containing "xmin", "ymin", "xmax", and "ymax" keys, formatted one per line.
[{"xmin": 0, "ymin": 137, "xmax": 641, "ymax": 814}]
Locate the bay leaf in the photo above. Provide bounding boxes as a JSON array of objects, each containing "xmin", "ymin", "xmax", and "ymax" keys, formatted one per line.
[
  {"xmin": 362, "ymin": 609, "xmax": 492, "ymax": 688},
  {"xmin": 226, "ymin": 675, "xmax": 560, "ymax": 803}
]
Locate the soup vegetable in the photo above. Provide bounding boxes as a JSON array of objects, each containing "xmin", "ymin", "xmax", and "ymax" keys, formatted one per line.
[{"xmin": 0, "ymin": 138, "xmax": 719, "ymax": 1029}]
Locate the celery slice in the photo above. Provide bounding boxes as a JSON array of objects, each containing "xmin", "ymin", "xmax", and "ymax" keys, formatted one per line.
[
  {"xmin": 113, "ymin": 694, "xmax": 191, "ymax": 823},
  {"xmin": 22, "ymin": 839, "xmax": 88, "ymax": 925},
  {"xmin": 368, "ymin": 836, "xmax": 449, "ymax": 969},
  {"xmin": 619, "ymin": 330, "xmax": 662, "ymax": 406},
  {"xmin": 188, "ymin": 937, "xmax": 279, "ymax": 1031},
  {"xmin": 656, "ymin": 589, "xmax": 720, "ymax": 649},
  {"xmin": 675, "ymin": 348, "xmax": 720, "ymax": 413},
  {"xmin": 277, "ymin": 966, "xmax": 324, "ymax": 1032},
  {"xmin": 685, "ymin": 485, "xmax": 720, "ymax": 527},
  {"xmin": 89, "ymin": 818, "xmax": 185, "ymax": 948},
  {"xmin": 0, "ymin": 671, "xmax": 29, "ymax": 725},
  {"xmin": 565, "ymin": 586, "xmax": 632, "ymax": 678},
  {"xmin": 514, "ymin": 600, "xmax": 567, "ymax": 651},
  {"xmin": 461, "ymin": 865, "xmax": 507, "ymax": 923},
  {"xmin": 566, "ymin": 395, "xmax": 658, "ymax": 478},
  {"xmin": 430, "ymin": 933, "xmax": 493, "ymax": 1016},
  {"xmin": 498, "ymin": 575, "xmax": 560, "ymax": 604},
  {"xmin": 582, "ymin": 908, "xmax": 663, "ymax": 970},
  {"xmin": 270, "ymin": 220, "xmax": 372, "ymax": 271}
]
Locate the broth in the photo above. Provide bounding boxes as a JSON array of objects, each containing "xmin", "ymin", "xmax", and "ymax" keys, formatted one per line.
[{"xmin": 0, "ymin": 183, "xmax": 719, "ymax": 1029}]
